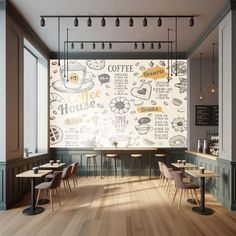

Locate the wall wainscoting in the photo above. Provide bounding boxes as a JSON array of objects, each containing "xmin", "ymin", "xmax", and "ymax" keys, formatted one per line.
[
  {"xmin": 0, "ymin": 154, "xmax": 49, "ymax": 210},
  {"xmin": 185, "ymin": 152, "xmax": 236, "ymax": 211}
]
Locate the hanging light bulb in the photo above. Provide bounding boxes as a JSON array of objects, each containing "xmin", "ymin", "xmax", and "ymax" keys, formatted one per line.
[
  {"xmin": 102, "ymin": 42, "xmax": 105, "ymax": 49},
  {"xmin": 87, "ymin": 17, "xmax": 92, "ymax": 27},
  {"xmin": 74, "ymin": 17, "xmax": 79, "ymax": 27},
  {"xmin": 71, "ymin": 42, "xmax": 74, "ymax": 49},
  {"xmin": 101, "ymin": 17, "xmax": 106, "ymax": 27},
  {"xmin": 80, "ymin": 42, "xmax": 84, "ymax": 49},
  {"xmin": 109, "ymin": 42, "xmax": 112, "ymax": 49},
  {"xmin": 134, "ymin": 42, "xmax": 137, "ymax": 49},
  {"xmin": 129, "ymin": 17, "xmax": 133, "ymax": 27},
  {"xmin": 92, "ymin": 42, "xmax": 96, "ymax": 49},
  {"xmin": 40, "ymin": 17, "xmax": 45, "ymax": 27},
  {"xmin": 142, "ymin": 42, "xmax": 145, "ymax": 49},
  {"xmin": 189, "ymin": 17, "xmax": 194, "ymax": 27},
  {"xmin": 208, "ymin": 43, "xmax": 217, "ymax": 95},
  {"xmin": 115, "ymin": 17, "xmax": 120, "ymax": 27},
  {"xmin": 158, "ymin": 42, "xmax": 161, "ymax": 49},
  {"xmin": 157, "ymin": 17, "xmax": 162, "ymax": 27},
  {"xmin": 143, "ymin": 17, "xmax": 147, "ymax": 27},
  {"xmin": 151, "ymin": 42, "xmax": 154, "ymax": 49},
  {"xmin": 198, "ymin": 53, "xmax": 205, "ymax": 101}
]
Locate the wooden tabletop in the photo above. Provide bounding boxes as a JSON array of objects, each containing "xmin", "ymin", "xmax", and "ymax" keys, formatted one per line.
[
  {"xmin": 94, "ymin": 147, "xmax": 157, "ymax": 151},
  {"xmin": 171, "ymin": 162, "xmax": 197, "ymax": 169},
  {"xmin": 185, "ymin": 169, "xmax": 220, "ymax": 178},
  {"xmin": 16, "ymin": 169, "xmax": 52, "ymax": 178},
  {"xmin": 39, "ymin": 163, "xmax": 66, "ymax": 169}
]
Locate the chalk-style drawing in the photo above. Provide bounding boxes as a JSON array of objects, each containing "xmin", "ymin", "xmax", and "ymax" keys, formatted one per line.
[
  {"xmin": 50, "ymin": 125, "xmax": 63, "ymax": 145},
  {"xmin": 169, "ymin": 135, "xmax": 187, "ymax": 147},
  {"xmin": 131, "ymin": 82, "xmax": 152, "ymax": 100},
  {"xmin": 175, "ymin": 77, "xmax": 187, "ymax": 94},
  {"xmin": 171, "ymin": 117, "xmax": 187, "ymax": 132},
  {"xmin": 86, "ymin": 60, "xmax": 105, "ymax": 70},
  {"xmin": 109, "ymin": 97, "xmax": 131, "ymax": 114}
]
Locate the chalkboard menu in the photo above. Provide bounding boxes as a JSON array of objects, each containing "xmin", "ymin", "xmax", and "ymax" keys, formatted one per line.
[{"xmin": 195, "ymin": 105, "xmax": 218, "ymax": 126}]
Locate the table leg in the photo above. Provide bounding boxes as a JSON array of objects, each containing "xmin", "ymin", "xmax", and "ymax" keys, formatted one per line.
[
  {"xmin": 121, "ymin": 152, "xmax": 123, "ymax": 177},
  {"xmin": 22, "ymin": 178, "xmax": 44, "ymax": 215},
  {"xmin": 100, "ymin": 151, "xmax": 103, "ymax": 178},
  {"xmin": 149, "ymin": 152, "xmax": 151, "ymax": 179},
  {"xmin": 192, "ymin": 176, "xmax": 214, "ymax": 215}
]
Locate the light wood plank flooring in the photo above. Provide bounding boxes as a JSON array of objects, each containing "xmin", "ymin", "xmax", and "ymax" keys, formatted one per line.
[{"xmin": 0, "ymin": 177, "xmax": 236, "ymax": 236}]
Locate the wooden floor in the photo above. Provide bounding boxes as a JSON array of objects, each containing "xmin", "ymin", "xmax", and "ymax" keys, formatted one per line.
[{"xmin": 1, "ymin": 177, "xmax": 236, "ymax": 236}]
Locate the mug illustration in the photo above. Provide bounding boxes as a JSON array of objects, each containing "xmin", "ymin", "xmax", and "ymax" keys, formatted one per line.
[
  {"xmin": 109, "ymin": 136, "xmax": 136, "ymax": 147},
  {"xmin": 60, "ymin": 61, "xmax": 92, "ymax": 90},
  {"xmin": 135, "ymin": 123, "xmax": 153, "ymax": 135}
]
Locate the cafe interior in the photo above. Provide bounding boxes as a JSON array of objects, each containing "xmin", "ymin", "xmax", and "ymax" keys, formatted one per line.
[{"xmin": 1, "ymin": 0, "xmax": 236, "ymax": 235}]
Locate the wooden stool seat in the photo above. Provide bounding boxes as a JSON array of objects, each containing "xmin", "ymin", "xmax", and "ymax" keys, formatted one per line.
[
  {"xmin": 106, "ymin": 154, "xmax": 118, "ymax": 177},
  {"xmin": 154, "ymin": 154, "xmax": 166, "ymax": 157},
  {"xmin": 86, "ymin": 154, "xmax": 97, "ymax": 177},
  {"xmin": 131, "ymin": 154, "xmax": 143, "ymax": 158}
]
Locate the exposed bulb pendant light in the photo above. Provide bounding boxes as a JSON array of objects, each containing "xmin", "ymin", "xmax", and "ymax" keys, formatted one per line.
[
  {"xmin": 129, "ymin": 17, "xmax": 134, "ymax": 27},
  {"xmin": 143, "ymin": 17, "xmax": 147, "ymax": 27},
  {"xmin": 134, "ymin": 42, "xmax": 137, "ymax": 49},
  {"xmin": 71, "ymin": 42, "xmax": 74, "ymax": 49},
  {"xmin": 151, "ymin": 42, "xmax": 154, "ymax": 49},
  {"xmin": 87, "ymin": 17, "xmax": 92, "ymax": 27},
  {"xmin": 40, "ymin": 17, "xmax": 45, "ymax": 27},
  {"xmin": 208, "ymin": 43, "xmax": 217, "ymax": 95},
  {"xmin": 109, "ymin": 42, "xmax": 112, "ymax": 49},
  {"xmin": 92, "ymin": 42, "xmax": 96, "ymax": 49},
  {"xmin": 199, "ymin": 52, "xmax": 205, "ymax": 101},
  {"xmin": 157, "ymin": 17, "xmax": 162, "ymax": 27},
  {"xmin": 74, "ymin": 17, "xmax": 78, "ymax": 27},
  {"xmin": 115, "ymin": 17, "xmax": 120, "ymax": 27},
  {"xmin": 101, "ymin": 17, "xmax": 106, "ymax": 27},
  {"xmin": 158, "ymin": 42, "xmax": 161, "ymax": 49}
]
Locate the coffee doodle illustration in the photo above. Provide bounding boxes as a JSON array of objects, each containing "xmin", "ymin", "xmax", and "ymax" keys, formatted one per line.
[
  {"xmin": 50, "ymin": 59, "xmax": 187, "ymax": 148},
  {"xmin": 172, "ymin": 98, "xmax": 183, "ymax": 106},
  {"xmin": 169, "ymin": 135, "xmax": 187, "ymax": 147},
  {"xmin": 86, "ymin": 60, "xmax": 105, "ymax": 70},
  {"xmin": 171, "ymin": 117, "xmax": 187, "ymax": 132},
  {"xmin": 175, "ymin": 77, "xmax": 187, "ymax": 94},
  {"xmin": 98, "ymin": 73, "xmax": 110, "ymax": 85},
  {"xmin": 171, "ymin": 61, "xmax": 187, "ymax": 76},
  {"xmin": 109, "ymin": 97, "xmax": 131, "ymax": 114},
  {"xmin": 131, "ymin": 82, "xmax": 152, "ymax": 100},
  {"xmin": 50, "ymin": 125, "xmax": 63, "ymax": 145},
  {"xmin": 50, "ymin": 93, "xmax": 65, "ymax": 120}
]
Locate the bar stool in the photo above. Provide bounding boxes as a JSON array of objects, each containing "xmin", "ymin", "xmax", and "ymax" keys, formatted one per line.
[
  {"xmin": 86, "ymin": 154, "xmax": 97, "ymax": 177},
  {"xmin": 106, "ymin": 154, "xmax": 118, "ymax": 177},
  {"xmin": 131, "ymin": 154, "xmax": 143, "ymax": 179}
]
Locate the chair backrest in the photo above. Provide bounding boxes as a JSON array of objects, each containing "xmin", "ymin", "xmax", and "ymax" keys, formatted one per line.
[
  {"xmin": 50, "ymin": 171, "xmax": 62, "ymax": 189},
  {"xmin": 162, "ymin": 164, "xmax": 173, "ymax": 180},
  {"xmin": 158, "ymin": 161, "xmax": 164, "ymax": 173},
  {"xmin": 62, "ymin": 165, "xmax": 73, "ymax": 180},
  {"xmin": 171, "ymin": 171, "xmax": 186, "ymax": 189},
  {"xmin": 71, "ymin": 162, "xmax": 79, "ymax": 175}
]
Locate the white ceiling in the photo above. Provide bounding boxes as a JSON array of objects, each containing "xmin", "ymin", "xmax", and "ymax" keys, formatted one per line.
[{"xmin": 10, "ymin": 0, "xmax": 227, "ymax": 55}]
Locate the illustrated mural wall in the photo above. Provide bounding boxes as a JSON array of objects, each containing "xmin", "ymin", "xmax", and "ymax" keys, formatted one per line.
[{"xmin": 50, "ymin": 59, "xmax": 187, "ymax": 148}]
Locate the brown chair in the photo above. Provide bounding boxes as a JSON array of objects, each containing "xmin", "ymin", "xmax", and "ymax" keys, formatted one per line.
[
  {"xmin": 70, "ymin": 162, "xmax": 79, "ymax": 188},
  {"xmin": 35, "ymin": 171, "xmax": 62, "ymax": 212},
  {"xmin": 171, "ymin": 171, "xmax": 200, "ymax": 210},
  {"xmin": 61, "ymin": 165, "xmax": 73, "ymax": 197}
]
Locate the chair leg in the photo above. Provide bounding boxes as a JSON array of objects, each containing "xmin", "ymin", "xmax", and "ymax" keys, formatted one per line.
[
  {"xmin": 50, "ymin": 189, "xmax": 53, "ymax": 212},
  {"xmin": 193, "ymin": 189, "xmax": 200, "ymax": 206},
  {"xmin": 178, "ymin": 189, "xmax": 183, "ymax": 210},
  {"xmin": 72, "ymin": 177, "xmax": 76, "ymax": 189},
  {"xmin": 190, "ymin": 189, "xmax": 194, "ymax": 201},
  {"xmin": 67, "ymin": 179, "xmax": 72, "ymax": 192},
  {"xmin": 36, "ymin": 189, "xmax": 41, "ymax": 205},
  {"xmin": 55, "ymin": 188, "xmax": 61, "ymax": 207},
  {"xmin": 115, "ymin": 157, "xmax": 117, "ymax": 178},
  {"xmin": 172, "ymin": 188, "xmax": 178, "ymax": 204},
  {"xmin": 63, "ymin": 180, "xmax": 67, "ymax": 197}
]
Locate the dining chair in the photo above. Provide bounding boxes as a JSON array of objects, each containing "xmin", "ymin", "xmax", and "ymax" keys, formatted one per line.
[
  {"xmin": 158, "ymin": 161, "xmax": 164, "ymax": 186},
  {"xmin": 86, "ymin": 154, "xmax": 97, "ymax": 177},
  {"xmin": 35, "ymin": 171, "xmax": 62, "ymax": 212},
  {"xmin": 171, "ymin": 171, "xmax": 200, "ymax": 210},
  {"xmin": 70, "ymin": 162, "xmax": 79, "ymax": 188},
  {"xmin": 162, "ymin": 164, "xmax": 175, "ymax": 194}
]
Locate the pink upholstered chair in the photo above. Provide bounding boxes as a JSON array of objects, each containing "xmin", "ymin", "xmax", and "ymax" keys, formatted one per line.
[
  {"xmin": 162, "ymin": 164, "xmax": 175, "ymax": 194},
  {"xmin": 171, "ymin": 171, "xmax": 200, "ymax": 210},
  {"xmin": 35, "ymin": 171, "xmax": 62, "ymax": 211},
  {"xmin": 70, "ymin": 162, "xmax": 79, "ymax": 188}
]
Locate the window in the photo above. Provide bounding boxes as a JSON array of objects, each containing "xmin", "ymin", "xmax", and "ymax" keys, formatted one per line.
[{"xmin": 23, "ymin": 38, "xmax": 48, "ymax": 157}]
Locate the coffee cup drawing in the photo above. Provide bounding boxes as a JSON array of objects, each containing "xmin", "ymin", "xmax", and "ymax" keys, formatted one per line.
[
  {"xmin": 135, "ymin": 123, "xmax": 153, "ymax": 135},
  {"xmin": 109, "ymin": 136, "xmax": 136, "ymax": 147},
  {"xmin": 60, "ymin": 61, "xmax": 92, "ymax": 90}
]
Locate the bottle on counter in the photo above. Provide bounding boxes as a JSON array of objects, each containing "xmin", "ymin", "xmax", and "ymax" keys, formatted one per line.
[
  {"xmin": 197, "ymin": 139, "xmax": 202, "ymax": 153},
  {"xmin": 203, "ymin": 139, "xmax": 209, "ymax": 154}
]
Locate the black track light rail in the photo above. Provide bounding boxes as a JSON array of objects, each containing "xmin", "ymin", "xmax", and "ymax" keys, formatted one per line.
[
  {"xmin": 40, "ymin": 15, "xmax": 195, "ymax": 18},
  {"xmin": 65, "ymin": 40, "xmax": 174, "ymax": 44}
]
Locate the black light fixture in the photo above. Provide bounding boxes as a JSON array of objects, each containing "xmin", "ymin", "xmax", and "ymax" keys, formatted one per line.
[
  {"xmin": 208, "ymin": 43, "xmax": 217, "ymax": 95},
  {"xmin": 40, "ymin": 16, "xmax": 45, "ymax": 27},
  {"xmin": 129, "ymin": 17, "xmax": 133, "ymax": 27},
  {"xmin": 71, "ymin": 42, "xmax": 74, "ymax": 49},
  {"xmin": 142, "ymin": 42, "xmax": 145, "ymax": 49},
  {"xmin": 74, "ymin": 17, "xmax": 78, "ymax": 27},
  {"xmin": 109, "ymin": 42, "xmax": 112, "ymax": 49},
  {"xmin": 199, "ymin": 52, "xmax": 205, "ymax": 101},
  {"xmin": 158, "ymin": 42, "xmax": 161, "ymax": 49},
  {"xmin": 115, "ymin": 17, "xmax": 120, "ymax": 27},
  {"xmin": 151, "ymin": 42, "xmax": 154, "ymax": 49},
  {"xmin": 157, "ymin": 17, "xmax": 162, "ymax": 27},
  {"xmin": 92, "ymin": 42, "xmax": 96, "ymax": 49},
  {"xmin": 102, "ymin": 42, "xmax": 105, "ymax": 49},
  {"xmin": 81, "ymin": 42, "xmax": 84, "ymax": 49},
  {"xmin": 101, "ymin": 17, "xmax": 106, "ymax": 27},
  {"xmin": 143, "ymin": 17, "xmax": 147, "ymax": 27},
  {"xmin": 189, "ymin": 17, "xmax": 194, "ymax": 27},
  {"xmin": 134, "ymin": 42, "xmax": 137, "ymax": 49},
  {"xmin": 87, "ymin": 17, "xmax": 92, "ymax": 27}
]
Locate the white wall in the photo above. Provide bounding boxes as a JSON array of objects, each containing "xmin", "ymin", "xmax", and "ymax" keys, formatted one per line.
[
  {"xmin": 188, "ymin": 57, "xmax": 218, "ymax": 151},
  {"xmin": 0, "ymin": 7, "xmax": 6, "ymax": 162}
]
